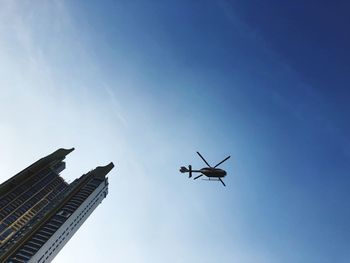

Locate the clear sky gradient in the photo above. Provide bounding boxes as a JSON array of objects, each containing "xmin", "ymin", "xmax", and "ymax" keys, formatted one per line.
[{"xmin": 0, "ymin": 1, "xmax": 349, "ymax": 262}]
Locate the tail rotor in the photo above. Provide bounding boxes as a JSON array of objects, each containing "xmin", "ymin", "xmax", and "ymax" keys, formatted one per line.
[{"xmin": 179, "ymin": 165, "xmax": 192, "ymax": 178}]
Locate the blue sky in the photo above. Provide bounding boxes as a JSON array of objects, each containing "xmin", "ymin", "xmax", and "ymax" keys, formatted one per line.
[{"xmin": 0, "ymin": 1, "xmax": 349, "ymax": 262}]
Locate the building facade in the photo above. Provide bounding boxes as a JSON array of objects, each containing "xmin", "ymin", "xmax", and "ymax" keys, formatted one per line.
[{"xmin": 0, "ymin": 148, "xmax": 114, "ymax": 262}]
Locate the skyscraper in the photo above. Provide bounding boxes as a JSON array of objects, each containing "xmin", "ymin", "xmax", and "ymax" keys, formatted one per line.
[{"xmin": 0, "ymin": 148, "xmax": 114, "ymax": 262}]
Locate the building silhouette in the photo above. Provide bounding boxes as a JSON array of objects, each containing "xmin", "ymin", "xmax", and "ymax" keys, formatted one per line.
[{"xmin": 0, "ymin": 148, "xmax": 114, "ymax": 262}]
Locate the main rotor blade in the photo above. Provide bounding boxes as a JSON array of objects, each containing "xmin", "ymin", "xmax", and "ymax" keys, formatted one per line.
[
  {"xmin": 193, "ymin": 174, "xmax": 203, "ymax": 180},
  {"xmin": 219, "ymin": 178, "xmax": 226, "ymax": 187},
  {"xmin": 196, "ymin": 151, "xmax": 211, "ymax": 167},
  {"xmin": 214, "ymin": 156, "xmax": 231, "ymax": 168}
]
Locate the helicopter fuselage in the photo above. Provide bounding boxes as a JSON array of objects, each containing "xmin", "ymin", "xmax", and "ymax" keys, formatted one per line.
[{"xmin": 196, "ymin": 167, "xmax": 227, "ymax": 178}]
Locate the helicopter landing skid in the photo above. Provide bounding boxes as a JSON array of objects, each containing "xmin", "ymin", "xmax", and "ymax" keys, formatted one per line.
[{"xmin": 202, "ymin": 178, "xmax": 226, "ymax": 186}]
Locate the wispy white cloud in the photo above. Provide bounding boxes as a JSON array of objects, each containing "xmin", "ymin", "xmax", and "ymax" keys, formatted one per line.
[
  {"xmin": 104, "ymin": 83, "xmax": 128, "ymax": 127},
  {"xmin": 0, "ymin": 2, "xmax": 202, "ymax": 263}
]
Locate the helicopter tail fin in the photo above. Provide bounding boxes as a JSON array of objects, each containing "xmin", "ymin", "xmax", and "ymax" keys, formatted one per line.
[
  {"xmin": 180, "ymin": 165, "xmax": 192, "ymax": 178},
  {"xmin": 180, "ymin": 166, "xmax": 188, "ymax": 173}
]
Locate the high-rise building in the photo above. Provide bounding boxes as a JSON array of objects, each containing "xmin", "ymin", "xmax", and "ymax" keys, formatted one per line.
[{"xmin": 0, "ymin": 148, "xmax": 114, "ymax": 262}]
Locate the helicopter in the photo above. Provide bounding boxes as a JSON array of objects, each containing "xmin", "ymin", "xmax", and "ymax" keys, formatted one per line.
[{"xmin": 180, "ymin": 152, "xmax": 230, "ymax": 186}]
